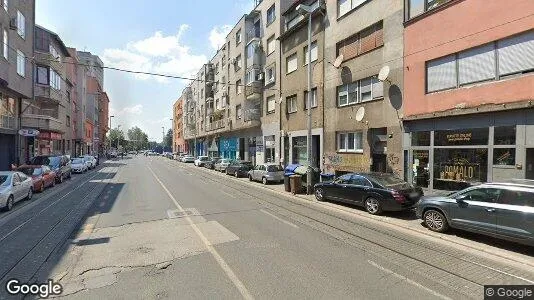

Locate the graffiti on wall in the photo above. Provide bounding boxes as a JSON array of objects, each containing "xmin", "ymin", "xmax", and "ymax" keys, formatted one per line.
[{"xmin": 323, "ymin": 153, "xmax": 370, "ymax": 173}]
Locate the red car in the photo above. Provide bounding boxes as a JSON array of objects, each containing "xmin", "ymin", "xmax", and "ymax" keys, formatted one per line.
[{"xmin": 16, "ymin": 165, "xmax": 56, "ymax": 193}]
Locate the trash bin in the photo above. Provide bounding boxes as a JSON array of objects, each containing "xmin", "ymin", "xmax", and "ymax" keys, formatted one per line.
[
  {"xmin": 295, "ymin": 166, "xmax": 321, "ymax": 192},
  {"xmin": 290, "ymin": 175, "xmax": 303, "ymax": 194},
  {"xmin": 283, "ymin": 172, "xmax": 293, "ymax": 192},
  {"xmin": 320, "ymin": 173, "xmax": 335, "ymax": 183}
]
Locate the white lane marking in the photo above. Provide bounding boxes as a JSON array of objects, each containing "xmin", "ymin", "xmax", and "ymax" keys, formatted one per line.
[
  {"xmin": 260, "ymin": 209, "xmax": 299, "ymax": 229},
  {"xmin": 367, "ymin": 260, "xmax": 452, "ymax": 300},
  {"xmin": 147, "ymin": 165, "xmax": 254, "ymax": 300}
]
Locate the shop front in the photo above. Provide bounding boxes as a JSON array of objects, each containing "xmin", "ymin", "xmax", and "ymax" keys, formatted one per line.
[
  {"xmin": 219, "ymin": 137, "xmax": 237, "ymax": 159},
  {"xmin": 36, "ymin": 131, "xmax": 63, "ymax": 156},
  {"xmin": 404, "ymin": 110, "xmax": 534, "ymax": 191},
  {"xmin": 207, "ymin": 138, "xmax": 219, "ymax": 157}
]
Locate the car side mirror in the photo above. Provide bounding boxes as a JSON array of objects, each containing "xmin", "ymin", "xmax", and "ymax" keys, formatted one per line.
[{"xmin": 456, "ymin": 195, "xmax": 468, "ymax": 202}]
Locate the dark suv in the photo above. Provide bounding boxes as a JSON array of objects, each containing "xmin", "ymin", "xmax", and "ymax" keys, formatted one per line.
[
  {"xmin": 29, "ymin": 155, "xmax": 72, "ymax": 183},
  {"xmin": 416, "ymin": 179, "xmax": 534, "ymax": 246}
]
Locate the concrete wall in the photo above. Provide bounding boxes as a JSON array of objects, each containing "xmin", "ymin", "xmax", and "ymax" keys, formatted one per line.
[{"xmin": 404, "ymin": 0, "xmax": 534, "ymax": 117}]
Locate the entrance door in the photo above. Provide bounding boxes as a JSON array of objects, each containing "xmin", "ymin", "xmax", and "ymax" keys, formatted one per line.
[
  {"xmin": 371, "ymin": 154, "xmax": 387, "ymax": 173},
  {"xmin": 527, "ymin": 148, "xmax": 534, "ymax": 180}
]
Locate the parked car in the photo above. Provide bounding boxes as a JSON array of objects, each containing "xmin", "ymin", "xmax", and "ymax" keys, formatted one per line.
[
  {"xmin": 214, "ymin": 159, "xmax": 232, "ymax": 172},
  {"xmin": 71, "ymin": 158, "xmax": 88, "ymax": 173},
  {"xmin": 194, "ymin": 156, "xmax": 210, "ymax": 167},
  {"xmin": 0, "ymin": 171, "xmax": 33, "ymax": 211},
  {"xmin": 182, "ymin": 155, "xmax": 195, "ymax": 163},
  {"xmin": 226, "ymin": 161, "xmax": 253, "ymax": 177},
  {"xmin": 29, "ymin": 155, "xmax": 72, "ymax": 183},
  {"xmin": 17, "ymin": 165, "xmax": 56, "ymax": 193},
  {"xmin": 314, "ymin": 173, "xmax": 423, "ymax": 215},
  {"xmin": 248, "ymin": 164, "xmax": 284, "ymax": 184},
  {"xmin": 416, "ymin": 180, "xmax": 534, "ymax": 246},
  {"xmin": 204, "ymin": 157, "xmax": 220, "ymax": 169},
  {"xmin": 83, "ymin": 155, "xmax": 97, "ymax": 169}
]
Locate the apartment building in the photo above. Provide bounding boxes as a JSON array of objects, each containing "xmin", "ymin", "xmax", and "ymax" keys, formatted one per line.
[
  {"xmin": 323, "ymin": 0, "xmax": 404, "ymax": 176},
  {"xmin": 279, "ymin": 0, "xmax": 325, "ymax": 169},
  {"xmin": 0, "ymin": 0, "xmax": 34, "ymax": 169},
  {"xmin": 172, "ymin": 97, "xmax": 185, "ymax": 153},
  {"xmin": 99, "ymin": 91, "xmax": 109, "ymax": 152},
  {"xmin": 403, "ymin": 0, "xmax": 534, "ymax": 191},
  {"xmin": 21, "ymin": 25, "xmax": 70, "ymax": 158}
]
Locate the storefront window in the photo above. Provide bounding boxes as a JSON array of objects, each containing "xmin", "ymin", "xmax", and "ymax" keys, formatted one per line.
[
  {"xmin": 412, "ymin": 150, "xmax": 429, "ymax": 188},
  {"xmin": 493, "ymin": 148, "xmax": 515, "ymax": 165},
  {"xmin": 494, "ymin": 126, "xmax": 516, "ymax": 145},
  {"xmin": 433, "ymin": 148, "xmax": 488, "ymax": 191},
  {"xmin": 265, "ymin": 135, "xmax": 275, "ymax": 163},
  {"xmin": 411, "ymin": 131, "xmax": 430, "ymax": 146},
  {"xmin": 434, "ymin": 128, "xmax": 488, "ymax": 146},
  {"xmin": 292, "ymin": 136, "xmax": 307, "ymax": 165}
]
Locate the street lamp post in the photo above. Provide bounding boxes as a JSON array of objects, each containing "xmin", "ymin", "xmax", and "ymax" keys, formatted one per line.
[{"xmin": 297, "ymin": 3, "xmax": 320, "ymax": 195}]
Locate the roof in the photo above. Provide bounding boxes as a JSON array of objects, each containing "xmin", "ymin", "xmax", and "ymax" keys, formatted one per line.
[{"xmin": 35, "ymin": 25, "xmax": 71, "ymax": 57}]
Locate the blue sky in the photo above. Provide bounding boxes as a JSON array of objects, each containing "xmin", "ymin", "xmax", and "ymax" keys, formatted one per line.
[{"xmin": 36, "ymin": 0, "xmax": 256, "ymax": 142}]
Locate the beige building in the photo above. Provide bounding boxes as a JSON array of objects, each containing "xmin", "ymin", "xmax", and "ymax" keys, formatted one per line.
[{"xmin": 322, "ymin": 0, "xmax": 404, "ymax": 176}]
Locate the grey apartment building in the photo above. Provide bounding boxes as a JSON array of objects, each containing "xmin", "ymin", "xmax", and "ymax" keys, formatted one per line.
[{"xmin": 0, "ymin": 0, "xmax": 34, "ymax": 169}]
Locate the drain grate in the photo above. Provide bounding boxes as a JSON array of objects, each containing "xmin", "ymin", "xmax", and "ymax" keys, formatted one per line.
[{"xmin": 167, "ymin": 208, "xmax": 200, "ymax": 219}]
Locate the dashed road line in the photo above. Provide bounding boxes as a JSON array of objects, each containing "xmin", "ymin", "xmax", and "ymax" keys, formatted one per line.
[{"xmin": 260, "ymin": 209, "xmax": 299, "ymax": 229}]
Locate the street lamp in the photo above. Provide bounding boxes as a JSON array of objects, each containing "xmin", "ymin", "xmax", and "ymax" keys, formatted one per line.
[
  {"xmin": 109, "ymin": 115, "xmax": 114, "ymax": 152},
  {"xmin": 296, "ymin": 3, "xmax": 320, "ymax": 195}
]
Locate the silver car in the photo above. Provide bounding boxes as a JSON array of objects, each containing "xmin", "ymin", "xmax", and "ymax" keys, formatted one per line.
[
  {"xmin": 248, "ymin": 164, "xmax": 284, "ymax": 184},
  {"xmin": 182, "ymin": 155, "xmax": 195, "ymax": 163},
  {"xmin": 0, "ymin": 171, "xmax": 34, "ymax": 211},
  {"xmin": 214, "ymin": 159, "xmax": 232, "ymax": 172}
]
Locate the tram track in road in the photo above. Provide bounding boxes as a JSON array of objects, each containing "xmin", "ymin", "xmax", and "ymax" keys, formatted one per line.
[
  {"xmin": 0, "ymin": 165, "xmax": 119, "ymax": 286},
  {"xmin": 155, "ymin": 158, "xmax": 534, "ymax": 298}
]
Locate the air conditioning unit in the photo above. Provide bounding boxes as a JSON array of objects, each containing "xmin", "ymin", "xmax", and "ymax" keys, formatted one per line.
[{"xmin": 9, "ymin": 18, "xmax": 17, "ymax": 30}]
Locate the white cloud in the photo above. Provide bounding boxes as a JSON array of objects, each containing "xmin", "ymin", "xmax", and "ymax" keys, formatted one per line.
[
  {"xmin": 209, "ymin": 25, "xmax": 232, "ymax": 50},
  {"xmin": 122, "ymin": 104, "xmax": 143, "ymax": 115},
  {"xmin": 102, "ymin": 25, "xmax": 207, "ymax": 82}
]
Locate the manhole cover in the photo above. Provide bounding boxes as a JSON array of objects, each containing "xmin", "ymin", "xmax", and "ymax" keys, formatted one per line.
[{"xmin": 167, "ymin": 208, "xmax": 200, "ymax": 219}]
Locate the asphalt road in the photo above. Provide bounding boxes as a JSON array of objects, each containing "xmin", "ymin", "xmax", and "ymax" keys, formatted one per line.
[{"xmin": 1, "ymin": 156, "xmax": 533, "ymax": 299}]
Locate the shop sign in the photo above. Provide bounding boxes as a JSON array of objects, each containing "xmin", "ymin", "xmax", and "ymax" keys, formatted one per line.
[
  {"xmin": 220, "ymin": 138, "xmax": 237, "ymax": 152},
  {"xmin": 435, "ymin": 128, "xmax": 488, "ymax": 146},
  {"xmin": 446, "ymin": 132, "xmax": 471, "ymax": 142},
  {"xmin": 18, "ymin": 129, "xmax": 40, "ymax": 137}
]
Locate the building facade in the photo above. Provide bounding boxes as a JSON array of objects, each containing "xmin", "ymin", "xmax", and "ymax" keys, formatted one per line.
[
  {"xmin": 403, "ymin": 0, "xmax": 534, "ymax": 191},
  {"xmin": 21, "ymin": 25, "xmax": 70, "ymax": 159},
  {"xmin": 172, "ymin": 97, "xmax": 185, "ymax": 153},
  {"xmin": 0, "ymin": 0, "xmax": 34, "ymax": 169}
]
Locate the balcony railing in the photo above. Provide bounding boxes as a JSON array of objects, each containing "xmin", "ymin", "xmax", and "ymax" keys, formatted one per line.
[
  {"xmin": 21, "ymin": 114, "xmax": 64, "ymax": 133},
  {"xmin": 245, "ymin": 84, "xmax": 262, "ymax": 100},
  {"xmin": 243, "ymin": 108, "xmax": 261, "ymax": 122},
  {"xmin": 35, "ymin": 85, "xmax": 63, "ymax": 103},
  {"xmin": 0, "ymin": 115, "xmax": 16, "ymax": 130},
  {"xmin": 206, "ymin": 119, "xmax": 226, "ymax": 132}
]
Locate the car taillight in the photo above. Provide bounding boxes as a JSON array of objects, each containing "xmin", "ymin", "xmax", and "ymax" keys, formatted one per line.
[{"xmin": 392, "ymin": 191, "xmax": 406, "ymax": 204}]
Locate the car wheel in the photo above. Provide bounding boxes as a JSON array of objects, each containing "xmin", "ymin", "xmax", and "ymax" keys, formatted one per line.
[
  {"xmin": 58, "ymin": 174, "xmax": 64, "ymax": 184},
  {"xmin": 40, "ymin": 182, "xmax": 45, "ymax": 193},
  {"xmin": 234, "ymin": 171, "xmax": 239, "ymax": 178},
  {"xmin": 424, "ymin": 209, "xmax": 449, "ymax": 233},
  {"xmin": 26, "ymin": 188, "xmax": 33, "ymax": 200},
  {"xmin": 262, "ymin": 177, "xmax": 268, "ymax": 185},
  {"xmin": 315, "ymin": 188, "xmax": 325, "ymax": 201},
  {"xmin": 365, "ymin": 197, "xmax": 382, "ymax": 215},
  {"xmin": 248, "ymin": 175, "xmax": 253, "ymax": 181},
  {"xmin": 4, "ymin": 195, "xmax": 14, "ymax": 211}
]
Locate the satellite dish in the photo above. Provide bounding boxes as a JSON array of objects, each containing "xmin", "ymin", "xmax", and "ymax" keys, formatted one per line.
[
  {"xmin": 378, "ymin": 65, "xmax": 391, "ymax": 83},
  {"xmin": 332, "ymin": 54, "xmax": 344, "ymax": 69},
  {"xmin": 355, "ymin": 107, "xmax": 365, "ymax": 122}
]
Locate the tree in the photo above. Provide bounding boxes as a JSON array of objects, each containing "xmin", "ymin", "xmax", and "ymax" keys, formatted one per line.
[
  {"xmin": 163, "ymin": 129, "xmax": 173, "ymax": 152},
  {"xmin": 127, "ymin": 126, "xmax": 149, "ymax": 151},
  {"xmin": 108, "ymin": 128, "xmax": 125, "ymax": 150}
]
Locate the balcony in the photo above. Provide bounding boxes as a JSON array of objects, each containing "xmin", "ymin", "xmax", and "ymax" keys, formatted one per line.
[
  {"xmin": 206, "ymin": 119, "xmax": 226, "ymax": 132},
  {"xmin": 35, "ymin": 85, "xmax": 63, "ymax": 104},
  {"xmin": 243, "ymin": 107, "xmax": 261, "ymax": 122},
  {"xmin": 21, "ymin": 114, "xmax": 64, "ymax": 133},
  {"xmin": 245, "ymin": 83, "xmax": 262, "ymax": 100},
  {"xmin": 0, "ymin": 115, "xmax": 16, "ymax": 130},
  {"xmin": 35, "ymin": 51, "xmax": 63, "ymax": 72}
]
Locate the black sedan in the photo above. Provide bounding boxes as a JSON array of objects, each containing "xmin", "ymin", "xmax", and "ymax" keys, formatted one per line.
[
  {"xmin": 204, "ymin": 157, "xmax": 221, "ymax": 170},
  {"xmin": 314, "ymin": 173, "xmax": 423, "ymax": 215},
  {"xmin": 225, "ymin": 161, "xmax": 253, "ymax": 177}
]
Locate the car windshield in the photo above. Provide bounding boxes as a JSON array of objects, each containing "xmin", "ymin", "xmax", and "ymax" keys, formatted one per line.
[
  {"xmin": 199, "ymin": 157, "xmax": 209, "ymax": 161},
  {"xmin": 267, "ymin": 165, "xmax": 283, "ymax": 172},
  {"xmin": 18, "ymin": 167, "xmax": 41, "ymax": 176},
  {"xmin": 0, "ymin": 175, "xmax": 9, "ymax": 186},
  {"xmin": 368, "ymin": 174, "xmax": 406, "ymax": 187},
  {"xmin": 72, "ymin": 158, "xmax": 84, "ymax": 164},
  {"xmin": 240, "ymin": 162, "xmax": 252, "ymax": 167}
]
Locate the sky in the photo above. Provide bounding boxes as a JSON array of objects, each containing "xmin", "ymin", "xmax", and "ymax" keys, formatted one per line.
[{"xmin": 36, "ymin": 0, "xmax": 257, "ymax": 142}]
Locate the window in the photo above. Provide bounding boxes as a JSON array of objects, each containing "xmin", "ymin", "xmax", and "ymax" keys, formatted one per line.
[
  {"xmin": 37, "ymin": 66, "xmax": 49, "ymax": 84},
  {"xmin": 286, "ymin": 53, "xmax": 297, "ymax": 74},
  {"xmin": 236, "ymin": 55, "xmax": 242, "ymax": 69},
  {"xmin": 267, "ymin": 4, "xmax": 276, "ymax": 25},
  {"xmin": 406, "ymin": 0, "xmax": 452, "ymax": 20},
  {"xmin": 236, "ymin": 29, "xmax": 242, "ymax": 45},
  {"xmin": 50, "ymin": 69, "xmax": 61, "ymax": 90},
  {"xmin": 236, "ymin": 104, "xmax": 242, "ymax": 119},
  {"xmin": 16, "ymin": 50, "xmax": 25, "ymax": 77},
  {"xmin": 338, "ymin": 0, "xmax": 367, "ymax": 17},
  {"xmin": 337, "ymin": 132, "xmax": 363, "ymax": 152},
  {"xmin": 246, "ymin": 69, "xmax": 259, "ymax": 84},
  {"xmin": 457, "ymin": 188, "xmax": 500, "ymax": 203},
  {"xmin": 236, "ymin": 79, "xmax": 242, "ymax": 94},
  {"xmin": 3, "ymin": 29, "xmax": 8, "ymax": 60},
  {"xmin": 66, "ymin": 115, "xmax": 70, "ymax": 127},
  {"xmin": 304, "ymin": 41, "xmax": 318, "ymax": 65},
  {"xmin": 337, "ymin": 22, "xmax": 383, "ymax": 62},
  {"xmin": 267, "ymin": 35, "xmax": 275, "ymax": 55},
  {"xmin": 286, "ymin": 95, "xmax": 297, "ymax": 113},
  {"xmin": 17, "ymin": 11, "xmax": 25, "ymax": 39},
  {"xmin": 215, "ymin": 63, "xmax": 219, "ymax": 74},
  {"xmin": 304, "ymin": 88, "xmax": 317, "ymax": 109},
  {"xmin": 498, "ymin": 189, "xmax": 534, "ymax": 206},
  {"xmin": 267, "ymin": 95, "xmax": 276, "ymax": 114},
  {"xmin": 426, "ymin": 31, "xmax": 534, "ymax": 93},
  {"xmin": 337, "ymin": 76, "xmax": 383, "ymax": 106},
  {"xmin": 49, "ymin": 45, "xmax": 60, "ymax": 60},
  {"xmin": 494, "ymin": 126, "xmax": 516, "ymax": 145},
  {"xmin": 246, "ymin": 43, "xmax": 255, "ymax": 58},
  {"xmin": 265, "ymin": 65, "xmax": 275, "ymax": 85}
]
